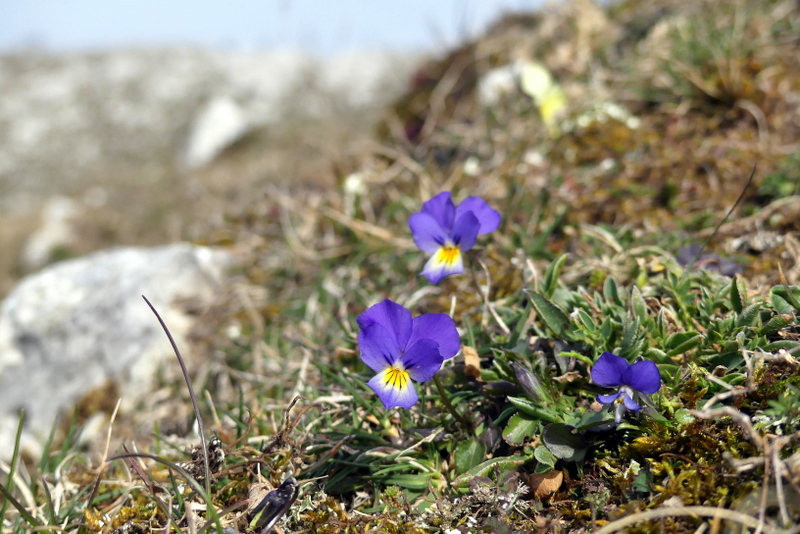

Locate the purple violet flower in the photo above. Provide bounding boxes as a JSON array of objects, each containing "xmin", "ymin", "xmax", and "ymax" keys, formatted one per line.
[
  {"xmin": 409, "ymin": 192, "xmax": 501, "ymax": 284},
  {"xmin": 591, "ymin": 352, "xmax": 661, "ymax": 424},
  {"xmin": 357, "ymin": 299, "xmax": 460, "ymax": 409}
]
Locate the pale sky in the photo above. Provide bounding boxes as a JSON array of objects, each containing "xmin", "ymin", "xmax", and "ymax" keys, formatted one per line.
[{"xmin": 1, "ymin": 0, "xmax": 546, "ymax": 56}]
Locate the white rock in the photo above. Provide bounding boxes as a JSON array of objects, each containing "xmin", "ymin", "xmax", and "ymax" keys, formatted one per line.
[
  {"xmin": 0, "ymin": 242, "xmax": 233, "ymax": 458},
  {"xmin": 183, "ymin": 95, "xmax": 250, "ymax": 169}
]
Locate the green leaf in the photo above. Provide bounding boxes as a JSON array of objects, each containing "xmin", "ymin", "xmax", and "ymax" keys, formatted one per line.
[
  {"xmin": 529, "ymin": 291, "xmax": 571, "ymax": 339},
  {"xmin": 736, "ymin": 303, "xmax": 761, "ymax": 328},
  {"xmin": 645, "ymin": 347, "xmax": 667, "ymax": 362},
  {"xmin": 664, "ymin": 332, "xmax": 703, "ymax": 357},
  {"xmin": 533, "ymin": 445, "xmax": 557, "ymax": 469},
  {"xmin": 552, "ymin": 287, "xmax": 574, "ymax": 311},
  {"xmin": 617, "ymin": 315, "xmax": 642, "ymax": 360},
  {"xmin": 575, "ymin": 409, "xmax": 615, "ymax": 432},
  {"xmin": 512, "ymin": 362, "xmax": 545, "ymax": 402},
  {"xmin": 730, "ymin": 275, "xmax": 745, "ymax": 313},
  {"xmin": 533, "ymin": 461, "xmax": 554, "ymax": 475},
  {"xmin": 507, "ymin": 397, "xmax": 562, "ymax": 423},
  {"xmin": 453, "ymin": 456, "xmax": 526, "ymax": 489},
  {"xmin": 772, "ymin": 286, "xmax": 800, "ymax": 311},
  {"xmin": 655, "ymin": 308, "xmax": 668, "ymax": 338},
  {"xmin": 718, "ymin": 373, "xmax": 747, "ymax": 386},
  {"xmin": 764, "ymin": 340, "xmax": 800, "ymax": 352},
  {"xmin": 0, "ymin": 411, "xmax": 40, "ymax": 528},
  {"xmin": 503, "ymin": 412, "xmax": 538, "ymax": 445},
  {"xmin": 603, "ymin": 276, "xmax": 623, "ymax": 306},
  {"xmin": 541, "ymin": 423, "xmax": 588, "ymax": 463},
  {"xmin": 326, "ymin": 461, "xmax": 365, "ymax": 491},
  {"xmin": 507, "ymin": 308, "xmax": 531, "ymax": 349},
  {"xmin": 557, "ymin": 350, "xmax": 594, "ymax": 368},
  {"xmin": 454, "ymin": 438, "xmax": 487, "ymax": 475},
  {"xmin": 631, "ymin": 286, "xmax": 648, "ymax": 322},
  {"xmin": 574, "ymin": 309, "xmax": 597, "ymax": 333},
  {"xmin": 760, "ymin": 314, "xmax": 791, "ymax": 336},
  {"xmin": 376, "ymin": 474, "xmax": 431, "ymax": 490},
  {"xmin": 372, "ymin": 461, "xmax": 434, "ymax": 477},
  {"xmin": 542, "ymin": 253, "xmax": 568, "ymax": 298},
  {"xmin": 533, "ymin": 446, "xmax": 557, "ymax": 474},
  {"xmin": 599, "ymin": 318, "xmax": 614, "ymax": 344},
  {"xmin": 770, "ymin": 294, "xmax": 794, "ymax": 315}
]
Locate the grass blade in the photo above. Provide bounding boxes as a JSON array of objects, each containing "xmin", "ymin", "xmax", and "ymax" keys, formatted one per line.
[
  {"xmin": 0, "ymin": 410, "xmax": 27, "ymax": 525},
  {"xmin": 142, "ymin": 295, "xmax": 211, "ymax": 497}
]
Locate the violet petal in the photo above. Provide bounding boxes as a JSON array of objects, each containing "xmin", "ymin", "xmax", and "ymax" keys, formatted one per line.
[
  {"xmin": 451, "ymin": 211, "xmax": 481, "ymax": 252},
  {"xmin": 420, "ymin": 192, "xmax": 456, "ymax": 231},
  {"xmin": 357, "ymin": 323, "xmax": 399, "ymax": 373},
  {"xmin": 409, "ymin": 212, "xmax": 450, "ymax": 253},
  {"xmin": 623, "ymin": 360, "xmax": 661, "ymax": 394},
  {"xmin": 408, "ymin": 313, "xmax": 460, "ymax": 360},
  {"xmin": 596, "ymin": 392, "xmax": 621, "ymax": 405},
  {"xmin": 591, "ymin": 352, "xmax": 628, "ymax": 387},
  {"xmin": 622, "ymin": 392, "xmax": 641, "ymax": 411},
  {"xmin": 400, "ymin": 338, "xmax": 445, "ymax": 383},
  {"xmin": 357, "ymin": 299, "xmax": 413, "ymax": 351},
  {"xmin": 455, "ymin": 196, "xmax": 501, "ymax": 234}
]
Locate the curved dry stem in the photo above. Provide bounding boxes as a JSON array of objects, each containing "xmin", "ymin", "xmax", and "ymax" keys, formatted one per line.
[
  {"xmin": 142, "ymin": 295, "xmax": 211, "ymax": 497},
  {"xmin": 592, "ymin": 505, "xmax": 774, "ymax": 534}
]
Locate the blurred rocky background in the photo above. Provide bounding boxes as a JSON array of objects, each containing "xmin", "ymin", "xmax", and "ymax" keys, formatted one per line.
[
  {"xmin": 0, "ymin": 44, "xmax": 421, "ymax": 456},
  {"xmin": 0, "ymin": 48, "xmax": 414, "ymax": 279},
  {"xmin": 0, "ymin": 1, "xmax": 537, "ymax": 457}
]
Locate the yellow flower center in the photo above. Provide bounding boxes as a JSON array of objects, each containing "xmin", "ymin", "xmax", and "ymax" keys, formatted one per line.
[
  {"xmin": 383, "ymin": 365, "xmax": 410, "ymax": 390},
  {"xmin": 437, "ymin": 246, "xmax": 460, "ymax": 266}
]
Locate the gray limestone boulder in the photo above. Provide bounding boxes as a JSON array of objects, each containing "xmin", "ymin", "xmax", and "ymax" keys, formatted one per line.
[{"xmin": 0, "ymin": 242, "xmax": 232, "ymax": 458}]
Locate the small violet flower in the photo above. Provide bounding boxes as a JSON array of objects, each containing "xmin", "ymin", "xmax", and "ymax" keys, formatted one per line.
[
  {"xmin": 409, "ymin": 192, "xmax": 501, "ymax": 284},
  {"xmin": 591, "ymin": 352, "xmax": 661, "ymax": 424},
  {"xmin": 357, "ymin": 299, "xmax": 460, "ymax": 409}
]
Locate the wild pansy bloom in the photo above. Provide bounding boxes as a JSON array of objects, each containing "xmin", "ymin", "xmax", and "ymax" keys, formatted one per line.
[
  {"xmin": 357, "ymin": 299, "xmax": 460, "ymax": 409},
  {"xmin": 409, "ymin": 192, "xmax": 501, "ymax": 284},
  {"xmin": 591, "ymin": 352, "xmax": 661, "ymax": 424}
]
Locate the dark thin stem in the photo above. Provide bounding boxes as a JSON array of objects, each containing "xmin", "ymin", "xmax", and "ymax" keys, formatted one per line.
[
  {"xmin": 433, "ymin": 374, "xmax": 472, "ymax": 432},
  {"xmin": 142, "ymin": 295, "xmax": 211, "ymax": 497},
  {"xmin": 122, "ymin": 443, "xmax": 157, "ymax": 496},
  {"xmin": 680, "ymin": 164, "xmax": 757, "ymax": 284}
]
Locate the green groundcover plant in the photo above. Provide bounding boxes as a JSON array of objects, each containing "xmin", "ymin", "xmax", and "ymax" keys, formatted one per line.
[{"xmin": 3, "ymin": 189, "xmax": 800, "ymax": 533}]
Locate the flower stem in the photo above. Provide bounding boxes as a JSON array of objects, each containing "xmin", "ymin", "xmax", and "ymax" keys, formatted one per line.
[{"xmin": 433, "ymin": 374, "xmax": 473, "ymax": 432}]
